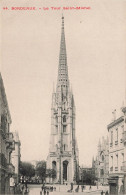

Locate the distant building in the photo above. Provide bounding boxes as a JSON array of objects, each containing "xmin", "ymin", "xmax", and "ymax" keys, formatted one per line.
[
  {"xmin": 93, "ymin": 136, "xmax": 109, "ymax": 185},
  {"xmin": 11, "ymin": 131, "xmax": 21, "ymax": 183},
  {"xmin": 46, "ymin": 16, "xmax": 79, "ymax": 184},
  {"xmin": 107, "ymin": 109, "xmax": 125, "ymax": 195},
  {"xmin": 0, "ymin": 73, "xmax": 15, "ymax": 194}
]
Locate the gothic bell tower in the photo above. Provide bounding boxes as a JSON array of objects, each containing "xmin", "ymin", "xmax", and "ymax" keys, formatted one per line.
[{"xmin": 46, "ymin": 16, "xmax": 79, "ymax": 184}]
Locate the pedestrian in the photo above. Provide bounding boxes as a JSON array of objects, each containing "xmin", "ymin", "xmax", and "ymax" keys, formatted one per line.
[
  {"xmin": 105, "ymin": 191, "xmax": 109, "ymax": 195},
  {"xmin": 75, "ymin": 185, "xmax": 79, "ymax": 192},
  {"xmin": 71, "ymin": 182, "xmax": 73, "ymax": 191},
  {"xmin": 42, "ymin": 183, "xmax": 45, "ymax": 191},
  {"xmin": 10, "ymin": 176, "xmax": 15, "ymax": 194},
  {"xmin": 40, "ymin": 191, "xmax": 42, "ymax": 195},
  {"xmin": 47, "ymin": 190, "xmax": 49, "ymax": 195},
  {"xmin": 89, "ymin": 185, "xmax": 91, "ymax": 190},
  {"xmin": 44, "ymin": 189, "xmax": 46, "ymax": 195},
  {"xmin": 81, "ymin": 185, "xmax": 84, "ymax": 192},
  {"xmin": 101, "ymin": 190, "xmax": 104, "ymax": 195},
  {"xmin": 22, "ymin": 185, "xmax": 25, "ymax": 195}
]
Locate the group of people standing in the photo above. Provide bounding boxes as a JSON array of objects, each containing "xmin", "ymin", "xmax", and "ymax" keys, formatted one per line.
[
  {"xmin": 69, "ymin": 183, "xmax": 87, "ymax": 193},
  {"xmin": 10, "ymin": 176, "xmax": 29, "ymax": 194},
  {"xmin": 40, "ymin": 184, "xmax": 54, "ymax": 195}
]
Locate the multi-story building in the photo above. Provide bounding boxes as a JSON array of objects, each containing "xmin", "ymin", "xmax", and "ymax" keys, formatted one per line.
[
  {"xmin": 107, "ymin": 109, "xmax": 125, "ymax": 195},
  {"xmin": 46, "ymin": 16, "xmax": 79, "ymax": 184},
  {"xmin": 11, "ymin": 131, "xmax": 21, "ymax": 183},
  {"xmin": 0, "ymin": 73, "xmax": 15, "ymax": 194},
  {"xmin": 93, "ymin": 137, "xmax": 109, "ymax": 185}
]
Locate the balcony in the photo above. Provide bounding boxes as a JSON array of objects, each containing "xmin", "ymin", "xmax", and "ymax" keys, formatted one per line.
[
  {"xmin": 115, "ymin": 140, "xmax": 118, "ymax": 145},
  {"xmin": 110, "ymin": 143, "xmax": 113, "ymax": 147},
  {"xmin": 115, "ymin": 167, "xmax": 118, "ymax": 171},
  {"xmin": 7, "ymin": 163, "xmax": 15, "ymax": 174},
  {"xmin": 110, "ymin": 167, "xmax": 113, "ymax": 172}
]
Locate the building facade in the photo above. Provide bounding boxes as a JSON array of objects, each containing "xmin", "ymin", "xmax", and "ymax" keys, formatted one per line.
[
  {"xmin": 0, "ymin": 73, "xmax": 15, "ymax": 194},
  {"xmin": 46, "ymin": 17, "xmax": 79, "ymax": 184},
  {"xmin": 11, "ymin": 131, "xmax": 21, "ymax": 183},
  {"xmin": 92, "ymin": 137, "xmax": 109, "ymax": 185},
  {"xmin": 108, "ymin": 109, "xmax": 125, "ymax": 195}
]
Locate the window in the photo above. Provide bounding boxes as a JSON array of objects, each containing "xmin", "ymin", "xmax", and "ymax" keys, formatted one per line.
[
  {"xmin": 114, "ymin": 154, "xmax": 118, "ymax": 171},
  {"xmin": 56, "ymin": 126, "xmax": 58, "ymax": 134},
  {"xmin": 63, "ymin": 125, "xmax": 66, "ymax": 132},
  {"xmin": 121, "ymin": 125, "xmax": 124, "ymax": 140},
  {"xmin": 116, "ymin": 128, "xmax": 118, "ymax": 141},
  {"xmin": 56, "ymin": 116, "xmax": 58, "ymax": 124},
  {"xmin": 63, "ymin": 115, "xmax": 66, "ymax": 123},
  {"xmin": 64, "ymin": 144, "xmax": 67, "ymax": 151},
  {"xmin": 116, "ymin": 154, "xmax": 118, "ymax": 167},
  {"xmin": 122, "ymin": 125, "xmax": 124, "ymax": 132},
  {"xmin": 111, "ymin": 156, "xmax": 113, "ymax": 167},
  {"xmin": 100, "ymin": 169, "xmax": 104, "ymax": 176},
  {"xmin": 122, "ymin": 153, "xmax": 124, "ymax": 167},
  {"xmin": 111, "ymin": 131, "xmax": 113, "ymax": 144},
  {"xmin": 115, "ymin": 128, "xmax": 118, "ymax": 145}
]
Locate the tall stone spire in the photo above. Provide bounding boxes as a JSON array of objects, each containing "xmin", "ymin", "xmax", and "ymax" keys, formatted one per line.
[
  {"xmin": 57, "ymin": 16, "xmax": 69, "ymax": 95},
  {"xmin": 47, "ymin": 16, "xmax": 79, "ymax": 185}
]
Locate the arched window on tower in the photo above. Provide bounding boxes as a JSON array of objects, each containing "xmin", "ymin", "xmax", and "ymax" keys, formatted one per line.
[
  {"xmin": 63, "ymin": 115, "xmax": 66, "ymax": 123},
  {"xmin": 56, "ymin": 115, "xmax": 58, "ymax": 124},
  {"xmin": 63, "ymin": 125, "xmax": 66, "ymax": 133},
  {"xmin": 102, "ymin": 155, "xmax": 104, "ymax": 161},
  {"xmin": 64, "ymin": 144, "xmax": 67, "ymax": 151}
]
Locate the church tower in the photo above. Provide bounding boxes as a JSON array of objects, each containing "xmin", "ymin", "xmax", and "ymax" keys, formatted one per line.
[{"xmin": 46, "ymin": 16, "xmax": 79, "ymax": 184}]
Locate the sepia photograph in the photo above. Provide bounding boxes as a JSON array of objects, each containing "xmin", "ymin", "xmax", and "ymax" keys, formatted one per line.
[{"xmin": 0, "ymin": 0, "xmax": 126, "ymax": 194}]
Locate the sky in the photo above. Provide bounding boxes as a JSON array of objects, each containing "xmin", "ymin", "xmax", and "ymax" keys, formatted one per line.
[{"xmin": 0, "ymin": 0, "xmax": 126, "ymax": 166}]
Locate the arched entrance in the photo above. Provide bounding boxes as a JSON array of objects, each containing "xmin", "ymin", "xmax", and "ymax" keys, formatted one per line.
[
  {"xmin": 52, "ymin": 161, "xmax": 57, "ymax": 180},
  {"xmin": 52, "ymin": 161, "xmax": 56, "ymax": 170},
  {"xmin": 63, "ymin": 160, "xmax": 68, "ymax": 181}
]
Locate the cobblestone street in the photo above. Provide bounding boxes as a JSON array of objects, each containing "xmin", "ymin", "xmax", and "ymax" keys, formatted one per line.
[{"xmin": 28, "ymin": 184, "xmax": 109, "ymax": 195}]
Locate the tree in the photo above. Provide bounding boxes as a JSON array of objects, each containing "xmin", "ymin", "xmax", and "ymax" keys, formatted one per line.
[
  {"xmin": 46, "ymin": 168, "xmax": 56, "ymax": 183},
  {"xmin": 81, "ymin": 169, "xmax": 97, "ymax": 185},
  {"xmin": 19, "ymin": 161, "xmax": 35, "ymax": 178},
  {"xmin": 35, "ymin": 161, "xmax": 46, "ymax": 183}
]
